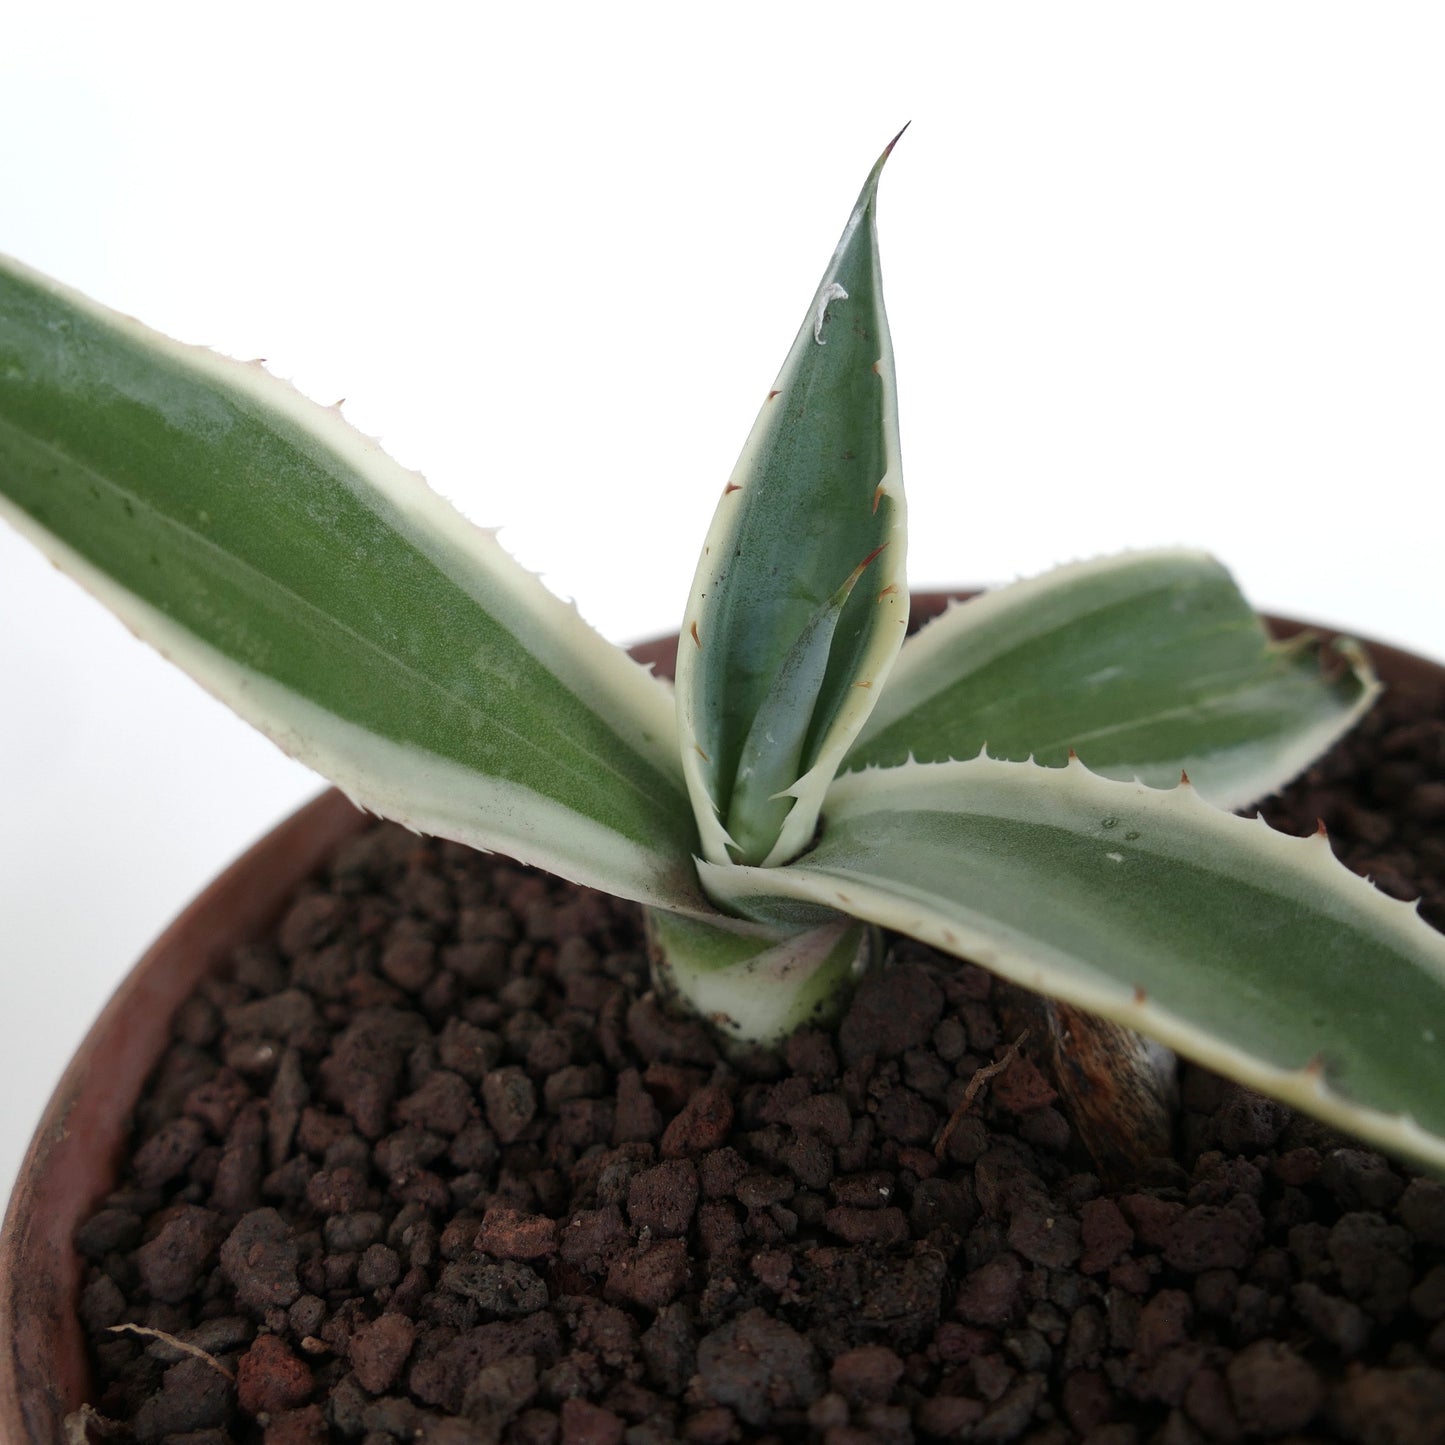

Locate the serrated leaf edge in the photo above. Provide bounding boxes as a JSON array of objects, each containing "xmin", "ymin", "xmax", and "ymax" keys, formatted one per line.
[
  {"xmin": 849, "ymin": 547, "xmax": 1379, "ymax": 811},
  {"xmin": 0, "ymin": 254, "xmax": 684, "ymax": 785},
  {"xmin": 702, "ymin": 752, "xmax": 1445, "ymax": 1172}
]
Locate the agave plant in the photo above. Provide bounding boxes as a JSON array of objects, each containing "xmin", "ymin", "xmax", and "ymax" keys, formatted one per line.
[{"xmin": 2, "ymin": 135, "xmax": 1443, "ymax": 1177}]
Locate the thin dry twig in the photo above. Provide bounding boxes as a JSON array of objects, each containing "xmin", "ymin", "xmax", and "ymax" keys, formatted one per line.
[
  {"xmin": 104, "ymin": 1323, "xmax": 235, "ymax": 1382},
  {"xmin": 934, "ymin": 1028, "xmax": 1030, "ymax": 1160},
  {"xmin": 62, "ymin": 1404, "xmax": 125, "ymax": 1443}
]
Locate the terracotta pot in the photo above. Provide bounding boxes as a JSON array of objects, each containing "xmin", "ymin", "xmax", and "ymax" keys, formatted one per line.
[{"xmin": 0, "ymin": 603, "xmax": 1437, "ymax": 1442}]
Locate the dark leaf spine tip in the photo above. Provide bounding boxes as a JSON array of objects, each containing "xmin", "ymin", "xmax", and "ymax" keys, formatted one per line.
[
  {"xmin": 1315, "ymin": 818, "xmax": 1329, "ymax": 836},
  {"xmin": 1067, "ymin": 747, "xmax": 1080, "ymax": 760},
  {"xmin": 690, "ymin": 621, "xmax": 701, "ymax": 649},
  {"xmin": 723, "ymin": 482, "xmax": 741, "ymax": 495},
  {"xmin": 767, "ymin": 390, "xmax": 782, "ymax": 401},
  {"xmin": 1131, "ymin": 985, "xmax": 1148, "ymax": 1005},
  {"xmin": 882, "ymin": 122, "xmax": 912, "ymax": 158},
  {"xmin": 871, "ymin": 483, "xmax": 886, "ymax": 513},
  {"xmin": 1179, "ymin": 769, "xmax": 1192, "ymax": 786}
]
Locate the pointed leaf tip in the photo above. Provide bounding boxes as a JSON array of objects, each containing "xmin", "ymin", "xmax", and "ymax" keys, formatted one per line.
[{"xmin": 857, "ymin": 126, "xmax": 908, "ymax": 199}]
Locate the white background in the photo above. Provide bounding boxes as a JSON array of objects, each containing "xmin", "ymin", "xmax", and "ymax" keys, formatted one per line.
[{"xmin": 2, "ymin": 3, "xmax": 1443, "ymax": 1212}]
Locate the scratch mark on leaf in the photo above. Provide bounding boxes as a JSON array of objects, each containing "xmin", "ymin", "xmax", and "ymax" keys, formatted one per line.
[{"xmin": 814, "ymin": 282, "xmax": 848, "ymax": 344}]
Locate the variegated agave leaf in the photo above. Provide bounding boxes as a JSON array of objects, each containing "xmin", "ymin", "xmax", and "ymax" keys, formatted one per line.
[
  {"xmin": 676, "ymin": 131, "xmax": 908, "ymax": 869},
  {"xmin": 0, "ymin": 256, "xmax": 704, "ymax": 913},
  {"xmin": 702, "ymin": 754, "xmax": 1445, "ymax": 1173},
  {"xmin": 847, "ymin": 549, "xmax": 1377, "ymax": 808}
]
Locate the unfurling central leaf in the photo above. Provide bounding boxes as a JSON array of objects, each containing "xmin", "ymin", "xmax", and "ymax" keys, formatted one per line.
[
  {"xmin": 676, "ymin": 132, "xmax": 909, "ymax": 870},
  {"xmin": 725, "ymin": 544, "xmax": 889, "ymax": 863}
]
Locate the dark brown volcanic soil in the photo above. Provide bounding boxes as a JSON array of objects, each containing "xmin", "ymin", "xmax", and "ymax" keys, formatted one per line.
[{"xmin": 70, "ymin": 669, "xmax": 1445, "ymax": 1444}]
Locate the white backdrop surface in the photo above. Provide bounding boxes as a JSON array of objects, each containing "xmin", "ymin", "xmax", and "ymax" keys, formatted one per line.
[{"xmin": 2, "ymin": 2, "xmax": 1443, "ymax": 1211}]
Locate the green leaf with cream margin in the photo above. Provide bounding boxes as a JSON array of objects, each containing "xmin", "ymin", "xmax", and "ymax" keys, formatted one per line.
[
  {"xmin": 845, "ymin": 549, "xmax": 1378, "ymax": 808},
  {"xmin": 676, "ymin": 130, "xmax": 908, "ymax": 869},
  {"xmin": 701, "ymin": 756, "xmax": 1445, "ymax": 1173},
  {"xmin": 0, "ymin": 255, "xmax": 706, "ymax": 914}
]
